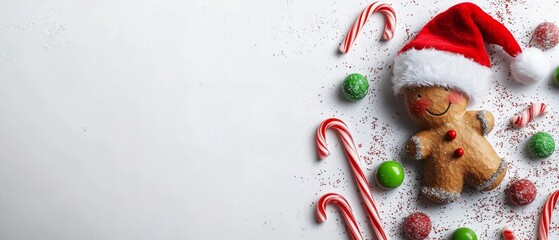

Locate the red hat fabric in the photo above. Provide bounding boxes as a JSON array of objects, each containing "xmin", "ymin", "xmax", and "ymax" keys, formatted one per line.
[{"xmin": 392, "ymin": 2, "xmax": 549, "ymax": 103}]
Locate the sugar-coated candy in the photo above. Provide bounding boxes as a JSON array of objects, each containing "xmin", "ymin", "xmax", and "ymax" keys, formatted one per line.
[
  {"xmin": 534, "ymin": 22, "xmax": 559, "ymax": 50},
  {"xmin": 528, "ymin": 132, "xmax": 555, "ymax": 159},
  {"xmin": 342, "ymin": 73, "xmax": 369, "ymax": 101},
  {"xmin": 506, "ymin": 179, "xmax": 537, "ymax": 206},
  {"xmin": 403, "ymin": 212, "xmax": 431, "ymax": 240}
]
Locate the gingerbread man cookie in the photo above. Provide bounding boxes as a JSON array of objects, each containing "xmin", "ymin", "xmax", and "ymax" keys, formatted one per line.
[
  {"xmin": 391, "ymin": 3, "xmax": 548, "ymax": 203},
  {"xmin": 402, "ymin": 86, "xmax": 506, "ymax": 203}
]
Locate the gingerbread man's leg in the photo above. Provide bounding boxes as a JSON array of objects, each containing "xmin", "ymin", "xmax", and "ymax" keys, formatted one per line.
[
  {"xmin": 421, "ymin": 160, "xmax": 464, "ymax": 203},
  {"xmin": 466, "ymin": 158, "xmax": 508, "ymax": 191}
]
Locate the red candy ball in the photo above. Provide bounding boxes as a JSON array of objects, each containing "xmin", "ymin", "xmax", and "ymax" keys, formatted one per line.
[
  {"xmin": 506, "ymin": 179, "xmax": 537, "ymax": 206},
  {"xmin": 446, "ymin": 130, "xmax": 457, "ymax": 140},
  {"xmin": 534, "ymin": 22, "xmax": 559, "ymax": 50},
  {"xmin": 454, "ymin": 148, "xmax": 464, "ymax": 158},
  {"xmin": 403, "ymin": 212, "xmax": 432, "ymax": 240}
]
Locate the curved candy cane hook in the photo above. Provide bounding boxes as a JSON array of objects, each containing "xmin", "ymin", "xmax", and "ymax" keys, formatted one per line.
[
  {"xmin": 339, "ymin": 1, "xmax": 397, "ymax": 54},
  {"xmin": 316, "ymin": 118, "xmax": 388, "ymax": 240},
  {"xmin": 539, "ymin": 190, "xmax": 559, "ymax": 240},
  {"xmin": 316, "ymin": 193, "xmax": 364, "ymax": 240},
  {"xmin": 511, "ymin": 102, "xmax": 549, "ymax": 128}
]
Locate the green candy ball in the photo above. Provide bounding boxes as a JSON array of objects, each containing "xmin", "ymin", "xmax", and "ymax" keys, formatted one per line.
[
  {"xmin": 342, "ymin": 73, "xmax": 369, "ymax": 101},
  {"xmin": 528, "ymin": 132, "xmax": 555, "ymax": 158},
  {"xmin": 452, "ymin": 227, "xmax": 478, "ymax": 240},
  {"xmin": 554, "ymin": 66, "xmax": 559, "ymax": 86},
  {"xmin": 375, "ymin": 161, "xmax": 405, "ymax": 189}
]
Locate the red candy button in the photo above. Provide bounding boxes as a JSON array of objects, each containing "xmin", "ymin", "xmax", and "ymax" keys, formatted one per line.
[
  {"xmin": 446, "ymin": 130, "xmax": 457, "ymax": 140},
  {"xmin": 454, "ymin": 148, "xmax": 464, "ymax": 158}
]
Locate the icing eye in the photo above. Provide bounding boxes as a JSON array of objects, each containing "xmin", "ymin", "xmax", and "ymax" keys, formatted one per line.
[
  {"xmin": 444, "ymin": 87, "xmax": 449, "ymax": 91},
  {"xmin": 417, "ymin": 94, "xmax": 422, "ymax": 98}
]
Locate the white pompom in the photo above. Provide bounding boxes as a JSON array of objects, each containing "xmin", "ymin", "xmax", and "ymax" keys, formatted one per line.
[{"xmin": 510, "ymin": 48, "xmax": 550, "ymax": 84}]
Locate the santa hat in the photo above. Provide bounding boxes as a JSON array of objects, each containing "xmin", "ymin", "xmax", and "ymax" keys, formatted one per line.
[{"xmin": 392, "ymin": 2, "xmax": 549, "ymax": 103}]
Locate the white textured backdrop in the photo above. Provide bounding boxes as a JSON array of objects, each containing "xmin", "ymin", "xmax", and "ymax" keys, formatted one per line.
[{"xmin": 0, "ymin": 0, "xmax": 558, "ymax": 239}]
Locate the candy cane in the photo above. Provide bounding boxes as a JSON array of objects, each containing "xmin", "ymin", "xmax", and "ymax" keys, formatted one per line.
[
  {"xmin": 316, "ymin": 118, "xmax": 388, "ymax": 240},
  {"xmin": 502, "ymin": 227, "xmax": 517, "ymax": 240},
  {"xmin": 339, "ymin": 1, "xmax": 397, "ymax": 54},
  {"xmin": 539, "ymin": 190, "xmax": 559, "ymax": 240},
  {"xmin": 511, "ymin": 102, "xmax": 549, "ymax": 128},
  {"xmin": 316, "ymin": 193, "xmax": 364, "ymax": 240}
]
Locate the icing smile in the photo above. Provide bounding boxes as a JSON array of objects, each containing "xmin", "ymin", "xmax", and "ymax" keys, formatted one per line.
[{"xmin": 427, "ymin": 103, "xmax": 451, "ymax": 116}]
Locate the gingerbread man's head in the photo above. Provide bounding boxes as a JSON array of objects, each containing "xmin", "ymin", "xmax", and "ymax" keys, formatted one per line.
[
  {"xmin": 402, "ymin": 86, "xmax": 468, "ymax": 129},
  {"xmin": 390, "ymin": 3, "xmax": 549, "ymax": 127}
]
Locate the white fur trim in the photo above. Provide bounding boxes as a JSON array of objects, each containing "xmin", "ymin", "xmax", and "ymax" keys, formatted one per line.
[
  {"xmin": 510, "ymin": 47, "xmax": 549, "ymax": 84},
  {"xmin": 392, "ymin": 48, "xmax": 492, "ymax": 104}
]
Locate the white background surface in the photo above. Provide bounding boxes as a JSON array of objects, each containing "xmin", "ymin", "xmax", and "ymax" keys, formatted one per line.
[{"xmin": 0, "ymin": 0, "xmax": 558, "ymax": 239}]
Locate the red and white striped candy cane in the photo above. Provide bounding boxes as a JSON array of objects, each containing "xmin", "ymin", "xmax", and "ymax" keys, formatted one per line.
[
  {"xmin": 316, "ymin": 193, "xmax": 364, "ymax": 240},
  {"xmin": 316, "ymin": 118, "xmax": 388, "ymax": 240},
  {"xmin": 511, "ymin": 102, "xmax": 549, "ymax": 128},
  {"xmin": 539, "ymin": 190, "xmax": 559, "ymax": 240},
  {"xmin": 502, "ymin": 227, "xmax": 517, "ymax": 240},
  {"xmin": 339, "ymin": 1, "xmax": 397, "ymax": 54}
]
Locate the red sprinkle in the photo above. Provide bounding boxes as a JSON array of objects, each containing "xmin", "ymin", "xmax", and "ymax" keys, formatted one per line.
[
  {"xmin": 403, "ymin": 212, "xmax": 432, "ymax": 240},
  {"xmin": 506, "ymin": 179, "xmax": 537, "ymax": 206},
  {"xmin": 454, "ymin": 148, "xmax": 464, "ymax": 158},
  {"xmin": 446, "ymin": 130, "xmax": 457, "ymax": 141}
]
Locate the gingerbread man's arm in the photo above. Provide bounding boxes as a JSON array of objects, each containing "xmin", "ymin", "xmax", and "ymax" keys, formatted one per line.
[
  {"xmin": 404, "ymin": 132, "xmax": 432, "ymax": 160},
  {"xmin": 466, "ymin": 110, "xmax": 495, "ymax": 136}
]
